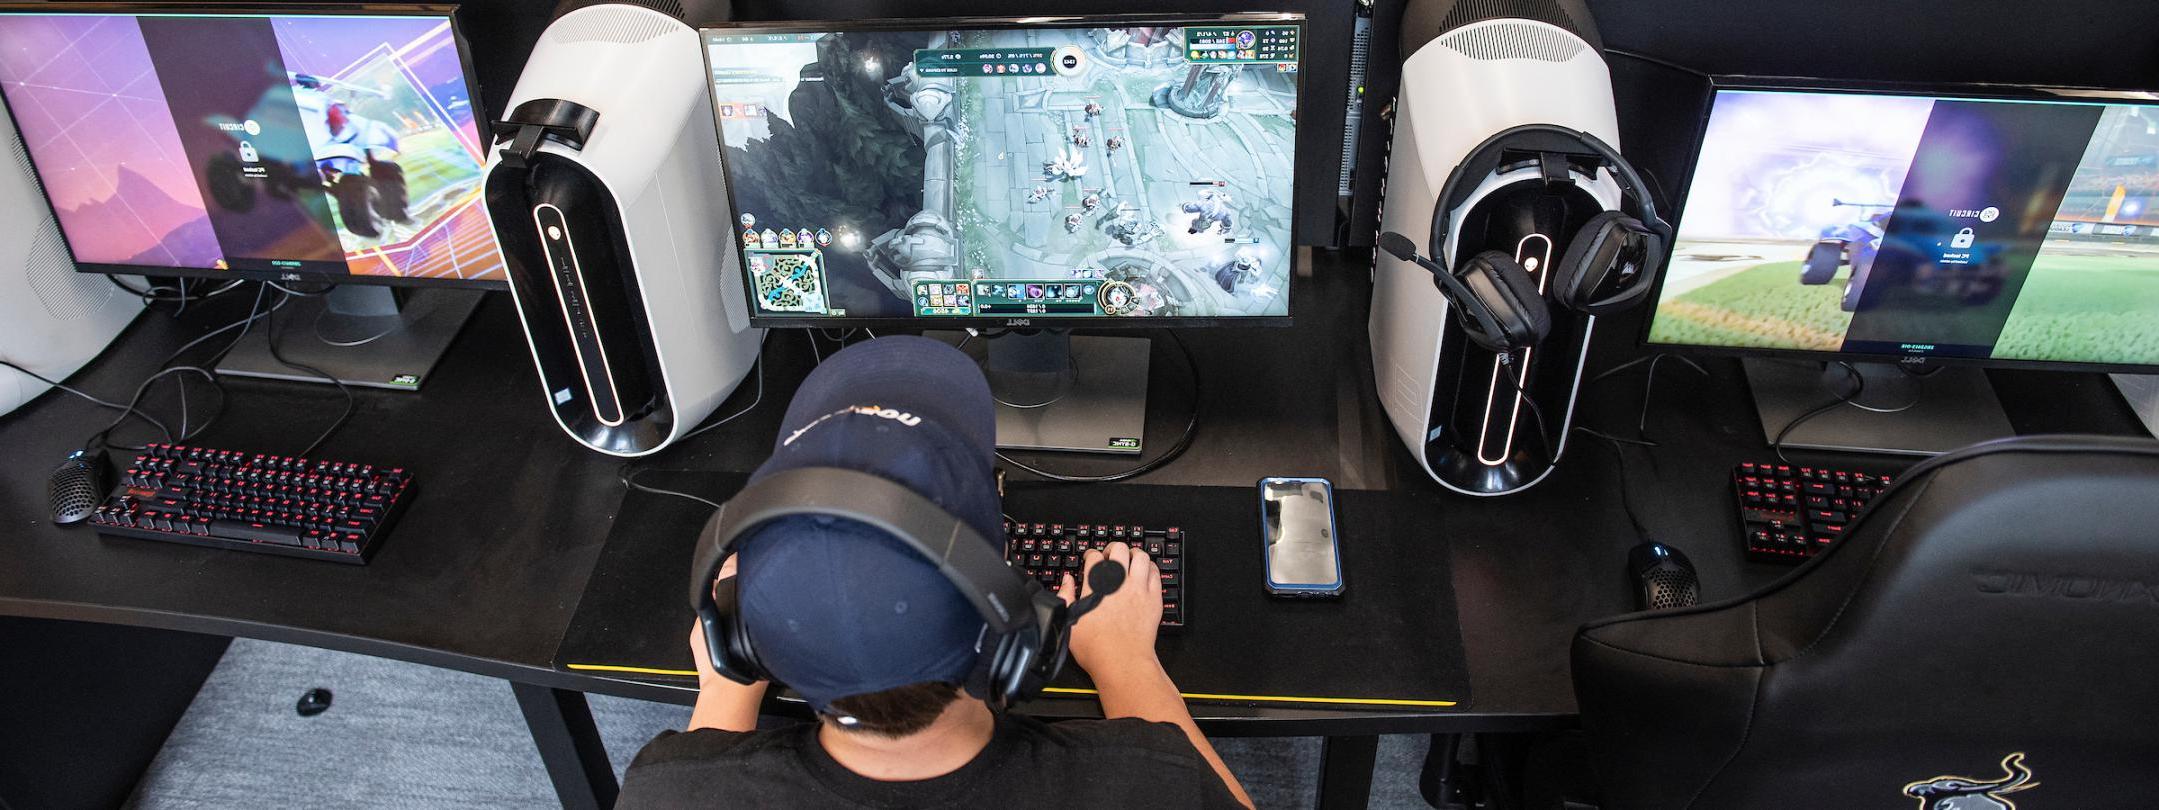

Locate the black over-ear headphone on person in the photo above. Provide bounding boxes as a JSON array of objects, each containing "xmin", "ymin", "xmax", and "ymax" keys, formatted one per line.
[
  {"xmin": 1381, "ymin": 124, "xmax": 1671, "ymax": 353},
  {"xmin": 688, "ymin": 467, "xmax": 1122, "ymax": 710}
]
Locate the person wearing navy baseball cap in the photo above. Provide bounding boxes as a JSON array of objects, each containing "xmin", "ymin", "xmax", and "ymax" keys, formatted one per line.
[{"xmin": 619, "ymin": 336, "xmax": 1251, "ymax": 809}]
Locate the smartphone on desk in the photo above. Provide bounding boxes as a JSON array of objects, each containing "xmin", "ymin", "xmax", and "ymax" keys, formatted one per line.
[{"xmin": 1259, "ymin": 477, "xmax": 1342, "ymax": 598}]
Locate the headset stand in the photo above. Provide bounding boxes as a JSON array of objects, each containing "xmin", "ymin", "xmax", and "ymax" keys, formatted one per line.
[
  {"xmin": 217, "ymin": 286, "xmax": 485, "ymax": 391},
  {"xmin": 937, "ymin": 330, "xmax": 1150, "ymax": 455},
  {"xmin": 1744, "ymin": 358, "xmax": 2015, "ymax": 456}
]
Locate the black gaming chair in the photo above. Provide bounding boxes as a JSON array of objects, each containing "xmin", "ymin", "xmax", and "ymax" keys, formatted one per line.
[{"xmin": 1571, "ymin": 435, "xmax": 2159, "ymax": 809}]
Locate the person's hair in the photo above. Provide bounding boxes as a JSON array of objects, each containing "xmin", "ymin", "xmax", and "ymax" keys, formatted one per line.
[{"xmin": 823, "ymin": 681, "xmax": 962, "ymax": 737}]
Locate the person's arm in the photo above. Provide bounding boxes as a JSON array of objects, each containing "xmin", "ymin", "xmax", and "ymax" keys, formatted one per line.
[
  {"xmin": 1060, "ymin": 542, "xmax": 1253, "ymax": 809},
  {"xmin": 687, "ymin": 554, "xmax": 768, "ymax": 732}
]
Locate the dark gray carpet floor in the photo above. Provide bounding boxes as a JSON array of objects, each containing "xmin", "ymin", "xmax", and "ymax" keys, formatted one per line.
[{"xmin": 125, "ymin": 639, "xmax": 1434, "ymax": 808}]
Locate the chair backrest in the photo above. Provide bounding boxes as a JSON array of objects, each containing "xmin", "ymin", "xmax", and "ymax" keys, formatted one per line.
[{"xmin": 1572, "ymin": 435, "xmax": 2159, "ymax": 809}]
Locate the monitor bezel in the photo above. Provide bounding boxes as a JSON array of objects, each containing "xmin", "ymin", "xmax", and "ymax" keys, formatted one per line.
[
  {"xmin": 1637, "ymin": 76, "xmax": 2159, "ymax": 374},
  {"xmin": 0, "ymin": 2, "xmax": 505, "ymax": 291},
  {"xmin": 699, "ymin": 13, "xmax": 1306, "ymax": 329}
]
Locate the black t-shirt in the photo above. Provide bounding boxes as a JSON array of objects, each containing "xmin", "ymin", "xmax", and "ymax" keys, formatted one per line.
[{"xmin": 617, "ymin": 714, "xmax": 1244, "ymax": 809}]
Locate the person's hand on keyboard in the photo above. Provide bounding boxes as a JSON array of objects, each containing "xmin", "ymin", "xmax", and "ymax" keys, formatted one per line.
[
  {"xmin": 1058, "ymin": 541, "xmax": 1255, "ymax": 808},
  {"xmin": 1059, "ymin": 541, "xmax": 1163, "ymax": 677}
]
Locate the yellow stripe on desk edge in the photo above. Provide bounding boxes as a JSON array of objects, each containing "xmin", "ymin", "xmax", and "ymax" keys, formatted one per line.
[
  {"xmin": 1044, "ymin": 687, "xmax": 1454, "ymax": 707},
  {"xmin": 564, "ymin": 664, "xmax": 1457, "ymax": 707}
]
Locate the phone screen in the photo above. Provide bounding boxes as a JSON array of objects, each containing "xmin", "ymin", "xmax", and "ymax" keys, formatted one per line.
[{"xmin": 1260, "ymin": 477, "xmax": 1341, "ymax": 594}]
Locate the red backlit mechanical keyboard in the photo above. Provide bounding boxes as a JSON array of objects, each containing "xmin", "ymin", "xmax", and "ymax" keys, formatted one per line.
[
  {"xmin": 87, "ymin": 443, "xmax": 414, "ymax": 564},
  {"xmin": 1004, "ymin": 521, "xmax": 1185, "ymax": 628},
  {"xmin": 1732, "ymin": 461, "xmax": 1892, "ymax": 563}
]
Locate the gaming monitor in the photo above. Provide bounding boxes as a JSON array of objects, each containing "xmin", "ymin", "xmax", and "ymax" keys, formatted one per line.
[
  {"xmin": 701, "ymin": 14, "xmax": 1304, "ymax": 327},
  {"xmin": 1647, "ymin": 82, "xmax": 2159, "ymax": 373},
  {"xmin": 0, "ymin": 4, "xmax": 505, "ymax": 288}
]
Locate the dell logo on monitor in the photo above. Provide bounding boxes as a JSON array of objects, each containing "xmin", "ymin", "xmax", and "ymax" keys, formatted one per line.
[{"xmin": 1006, "ymin": 318, "xmax": 1033, "ymax": 327}]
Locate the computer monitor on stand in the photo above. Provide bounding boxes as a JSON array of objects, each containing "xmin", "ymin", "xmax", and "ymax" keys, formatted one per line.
[
  {"xmin": 0, "ymin": 5, "xmax": 505, "ymax": 391},
  {"xmin": 1644, "ymin": 82, "xmax": 2159, "ymax": 455},
  {"xmin": 699, "ymin": 14, "xmax": 1304, "ymax": 455}
]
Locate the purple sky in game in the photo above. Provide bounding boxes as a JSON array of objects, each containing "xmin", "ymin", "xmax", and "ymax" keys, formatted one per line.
[
  {"xmin": 0, "ymin": 14, "xmax": 219, "ymax": 265},
  {"xmin": 0, "ymin": 13, "xmax": 478, "ymax": 268}
]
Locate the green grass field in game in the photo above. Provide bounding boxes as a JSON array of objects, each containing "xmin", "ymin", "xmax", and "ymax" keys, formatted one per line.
[
  {"xmin": 1994, "ymin": 253, "xmax": 2159, "ymax": 366},
  {"xmin": 1647, "ymin": 260, "xmax": 1855, "ymax": 351},
  {"xmin": 1649, "ymin": 252, "xmax": 2159, "ymax": 365}
]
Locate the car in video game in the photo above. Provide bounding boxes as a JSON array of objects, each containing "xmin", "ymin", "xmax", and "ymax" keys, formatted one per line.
[
  {"xmin": 291, "ymin": 73, "xmax": 410, "ymax": 239},
  {"xmin": 1801, "ymin": 201, "xmax": 2005, "ymax": 311}
]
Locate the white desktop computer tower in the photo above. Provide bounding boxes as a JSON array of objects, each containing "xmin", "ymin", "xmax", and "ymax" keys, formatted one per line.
[
  {"xmin": 1371, "ymin": 0, "xmax": 1619, "ymax": 496},
  {"xmin": 483, "ymin": 3, "xmax": 762, "ymax": 457},
  {"xmin": 0, "ymin": 106, "xmax": 142, "ymax": 418}
]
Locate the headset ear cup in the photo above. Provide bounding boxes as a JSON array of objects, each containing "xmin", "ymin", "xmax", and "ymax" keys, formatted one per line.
[
  {"xmin": 1458, "ymin": 251, "xmax": 1551, "ymax": 351},
  {"xmin": 1557, "ymin": 211, "xmax": 1662, "ymax": 315},
  {"xmin": 712, "ymin": 577, "xmax": 769, "ymax": 682},
  {"xmin": 984, "ymin": 630, "xmax": 1034, "ymax": 709},
  {"xmin": 1553, "ymin": 211, "xmax": 1631, "ymax": 312},
  {"xmin": 1603, "ymin": 226, "xmax": 1665, "ymax": 314}
]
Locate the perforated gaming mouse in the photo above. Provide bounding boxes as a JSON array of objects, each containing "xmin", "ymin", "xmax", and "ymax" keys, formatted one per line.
[
  {"xmin": 47, "ymin": 449, "xmax": 106, "ymax": 525},
  {"xmin": 1628, "ymin": 540, "xmax": 1700, "ymax": 611}
]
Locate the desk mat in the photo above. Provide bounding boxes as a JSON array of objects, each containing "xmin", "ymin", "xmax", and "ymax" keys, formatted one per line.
[{"xmin": 554, "ymin": 471, "xmax": 1468, "ymax": 711}]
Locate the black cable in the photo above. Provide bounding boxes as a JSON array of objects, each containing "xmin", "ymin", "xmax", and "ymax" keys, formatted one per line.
[
  {"xmin": 1575, "ymin": 425, "xmax": 1657, "ymax": 448},
  {"xmin": 681, "ymin": 349, "xmax": 767, "ymax": 441},
  {"xmin": 83, "ymin": 366, "xmax": 223, "ymax": 452},
  {"xmin": 1582, "ymin": 352, "xmax": 1708, "ymax": 445},
  {"xmin": 311, "ymin": 303, "xmax": 403, "ymax": 347},
  {"xmin": 261, "ymin": 300, "xmax": 357, "ymax": 457},
  {"xmin": 956, "ymin": 328, "xmax": 1011, "ymax": 351},
  {"xmin": 266, "ymin": 280, "xmax": 335, "ymax": 297},
  {"xmin": 79, "ymin": 285, "xmax": 271, "ymax": 452},
  {"xmin": 1604, "ymin": 48, "xmax": 1711, "ymax": 80},
  {"xmin": 1490, "ymin": 356, "xmax": 1555, "ymax": 458},
  {"xmin": 618, "ymin": 465, "xmax": 724, "ymax": 512},
  {"xmin": 65, "ymin": 285, "xmax": 301, "ymax": 454},
  {"xmin": 1772, "ymin": 362, "xmax": 1864, "ymax": 465},
  {"xmin": 994, "ymin": 330, "xmax": 1201, "ymax": 484},
  {"xmin": 1, "ymin": 359, "xmax": 176, "ymax": 443},
  {"xmin": 108, "ymin": 275, "xmax": 247, "ymax": 305},
  {"xmin": 158, "ymin": 290, "xmax": 291, "ymax": 368},
  {"xmin": 1577, "ymin": 426, "xmax": 1652, "ymax": 542}
]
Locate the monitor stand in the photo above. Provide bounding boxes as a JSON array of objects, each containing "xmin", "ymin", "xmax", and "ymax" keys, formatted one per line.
[
  {"xmin": 216, "ymin": 286, "xmax": 485, "ymax": 391},
  {"xmin": 1743, "ymin": 358, "xmax": 2015, "ymax": 456},
  {"xmin": 941, "ymin": 330, "xmax": 1151, "ymax": 455}
]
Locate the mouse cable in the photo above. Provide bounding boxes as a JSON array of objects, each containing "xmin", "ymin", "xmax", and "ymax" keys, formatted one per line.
[
  {"xmin": 81, "ymin": 366, "xmax": 224, "ymax": 453},
  {"xmin": 994, "ymin": 329, "xmax": 1200, "ymax": 485},
  {"xmin": 72, "ymin": 285, "xmax": 306, "ymax": 453},
  {"xmin": 1585, "ymin": 352, "xmax": 1709, "ymax": 444},
  {"xmin": 1575, "ymin": 426, "xmax": 1653, "ymax": 542}
]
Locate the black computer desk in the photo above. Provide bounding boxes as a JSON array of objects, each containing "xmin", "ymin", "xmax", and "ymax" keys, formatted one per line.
[{"xmin": 0, "ymin": 253, "xmax": 2144, "ymax": 810}]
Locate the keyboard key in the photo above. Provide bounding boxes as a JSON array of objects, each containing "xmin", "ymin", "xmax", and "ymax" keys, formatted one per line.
[
  {"xmin": 1008, "ymin": 517, "xmax": 1184, "ymax": 630},
  {"xmin": 1734, "ymin": 461, "xmax": 1891, "ymax": 564},
  {"xmin": 213, "ymin": 519, "xmax": 302, "ymax": 546}
]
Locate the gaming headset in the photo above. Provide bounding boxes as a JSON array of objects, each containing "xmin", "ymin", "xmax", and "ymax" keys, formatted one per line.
[
  {"xmin": 689, "ymin": 466, "xmax": 1119, "ymax": 710},
  {"xmin": 1382, "ymin": 124, "xmax": 1671, "ymax": 354}
]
